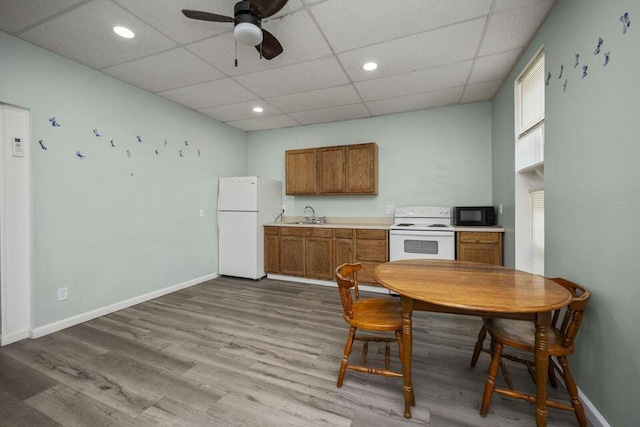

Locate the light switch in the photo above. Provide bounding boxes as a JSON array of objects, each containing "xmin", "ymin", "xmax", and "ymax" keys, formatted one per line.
[
  {"xmin": 12, "ymin": 137, "xmax": 24, "ymax": 157},
  {"xmin": 199, "ymin": 209, "xmax": 205, "ymax": 217}
]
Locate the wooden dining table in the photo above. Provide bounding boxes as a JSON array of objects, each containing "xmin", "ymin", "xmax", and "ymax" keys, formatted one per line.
[{"xmin": 373, "ymin": 259, "xmax": 573, "ymax": 427}]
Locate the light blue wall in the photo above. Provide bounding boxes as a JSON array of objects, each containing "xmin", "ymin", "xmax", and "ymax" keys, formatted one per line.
[
  {"xmin": 248, "ymin": 103, "xmax": 493, "ymax": 219},
  {"xmin": 492, "ymin": 1, "xmax": 639, "ymax": 425},
  {"xmin": 0, "ymin": 32, "xmax": 247, "ymax": 328}
]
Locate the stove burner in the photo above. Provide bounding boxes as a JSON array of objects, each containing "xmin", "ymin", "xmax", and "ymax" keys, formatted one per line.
[
  {"xmin": 428, "ymin": 224, "xmax": 448, "ymax": 227},
  {"xmin": 396, "ymin": 223, "xmax": 415, "ymax": 227}
]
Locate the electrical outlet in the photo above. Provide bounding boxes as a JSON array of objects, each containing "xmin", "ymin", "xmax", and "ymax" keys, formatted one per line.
[
  {"xmin": 57, "ymin": 287, "xmax": 68, "ymax": 301},
  {"xmin": 499, "ymin": 204, "xmax": 503, "ymax": 215},
  {"xmin": 199, "ymin": 209, "xmax": 205, "ymax": 217},
  {"xmin": 385, "ymin": 205, "xmax": 395, "ymax": 214}
]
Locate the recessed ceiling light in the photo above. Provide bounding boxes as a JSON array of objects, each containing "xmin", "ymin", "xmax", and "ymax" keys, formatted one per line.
[
  {"xmin": 253, "ymin": 107, "xmax": 264, "ymax": 113},
  {"xmin": 113, "ymin": 26, "xmax": 135, "ymax": 39},
  {"xmin": 362, "ymin": 62, "xmax": 378, "ymax": 71}
]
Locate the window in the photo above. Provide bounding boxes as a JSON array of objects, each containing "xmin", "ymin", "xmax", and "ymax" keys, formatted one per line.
[
  {"xmin": 518, "ymin": 51, "xmax": 545, "ymax": 136},
  {"xmin": 514, "ymin": 49, "xmax": 545, "ymax": 275}
]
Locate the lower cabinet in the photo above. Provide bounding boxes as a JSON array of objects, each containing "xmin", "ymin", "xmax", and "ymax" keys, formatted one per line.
[
  {"xmin": 456, "ymin": 232, "xmax": 503, "ymax": 266},
  {"xmin": 264, "ymin": 226, "xmax": 388, "ymax": 285}
]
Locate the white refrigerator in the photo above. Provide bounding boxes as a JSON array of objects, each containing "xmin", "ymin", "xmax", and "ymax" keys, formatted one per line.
[{"xmin": 218, "ymin": 176, "xmax": 282, "ymax": 279}]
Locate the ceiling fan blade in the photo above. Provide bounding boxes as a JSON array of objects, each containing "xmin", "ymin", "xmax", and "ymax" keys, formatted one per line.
[
  {"xmin": 249, "ymin": 0, "xmax": 289, "ymax": 18},
  {"xmin": 256, "ymin": 29, "xmax": 283, "ymax": 60},
  {"xmin": 182, "ymin": 9, "xmax": 233, "ymax": 23}
]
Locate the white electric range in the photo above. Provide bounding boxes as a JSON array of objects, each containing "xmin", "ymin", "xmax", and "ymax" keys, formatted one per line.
[{"xmin": 389, "ymin": 206, "xmax": 455, "ymax": 261}]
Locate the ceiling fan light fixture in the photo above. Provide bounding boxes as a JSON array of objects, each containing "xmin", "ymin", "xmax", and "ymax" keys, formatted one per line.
[
  {"xmin": 113, "ymin": 26, "xmax": 135, "ymax": 39},
  {"xmin": 234, "ymin": 22, "xmax": 263, "ymax": 46}
]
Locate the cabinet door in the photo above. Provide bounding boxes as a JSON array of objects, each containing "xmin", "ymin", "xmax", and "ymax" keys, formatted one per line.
[
  {"xmin": 306, "ymin": 238, "xmax": 334, "ymax": 280},
  {"xmin": 318, "ymin": 146, "xmax": 345, "ymax": 194},
  {"xmin": 285, "ymin": 149, "xmax": 317, "ymax": 195},
  {"xmin": 265, "ymin": 235, "xmax": 280, "ymax": 273},
  {"xmin": 280, "ymin": 236, "xmax": 306, "ymax": 276},
  {"xmin": 334, "ymin": 238, "xmax": 354, "ymax": 274},
  {"xmin": 345, "ymin": 143, "xmax": 378, "ymax": 194},
  {"xmin": 456, "ymin": 232, "xmax": 503, "ymax": 265}
]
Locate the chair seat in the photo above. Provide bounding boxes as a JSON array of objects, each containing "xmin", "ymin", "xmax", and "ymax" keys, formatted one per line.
[
  {"xmin": 349, "ymin": 297, "xmax": 402, "ymax": 331},
  {"xmin": 484, "ymin": 318, "xmax": 575, "ymax": 357}
]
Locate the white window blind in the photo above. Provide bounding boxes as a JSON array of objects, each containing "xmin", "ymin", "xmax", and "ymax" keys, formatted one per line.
[
  {"xmin": 518, "ymin": 52, "xmax": 545, "ymax": 136},
  {"xmin": 531, "ymin": 190, "xmax": 545, "ymax": 275}
]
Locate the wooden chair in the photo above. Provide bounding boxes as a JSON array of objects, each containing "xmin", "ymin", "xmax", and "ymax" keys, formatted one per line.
[
  {"xmin": 472, "ymin": 278, "xmax": 590, "ymax": 426},
  {"xmin": 335, "ymin": 263, "xmax": 414, "ymax": 405}
]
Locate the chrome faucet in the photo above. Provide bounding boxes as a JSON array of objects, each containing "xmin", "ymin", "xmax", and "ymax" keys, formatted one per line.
[{"xmin": 303, "ymin": 205, "xmax": 315, "ymax": 222}]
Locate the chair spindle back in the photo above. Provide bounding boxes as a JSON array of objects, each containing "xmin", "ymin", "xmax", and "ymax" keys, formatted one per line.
[
  {"xmin": 548, "ymin": 278, "xmax": 591, "ymax": 349},
  {"xmin": 335, "ymin": 263, "xmax": 362, "ymax": 321}
]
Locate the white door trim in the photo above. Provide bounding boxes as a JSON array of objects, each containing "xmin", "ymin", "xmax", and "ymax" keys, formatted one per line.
[{"xmin": 0, "ymin": 103, "xmax": 31, "ymax": 346}]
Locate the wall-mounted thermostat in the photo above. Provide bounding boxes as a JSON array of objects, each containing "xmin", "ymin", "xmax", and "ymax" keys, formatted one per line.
[{"xmin": 12, "ymin": 137, "xmax": 24, "ymax": 157}]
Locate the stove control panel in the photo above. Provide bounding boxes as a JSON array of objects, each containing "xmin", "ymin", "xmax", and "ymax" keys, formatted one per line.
[{"xmin": 395, "ymin": 206, "xmax": 450, "ymax": 218}]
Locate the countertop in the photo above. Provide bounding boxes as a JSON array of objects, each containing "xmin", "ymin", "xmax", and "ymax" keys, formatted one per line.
[
  {"xmin": 453, "ymin": 226, "xmax": 506, "ymax": 232},
  {"xmin": 264, "ymin": 218, "xmax": 505, "ymax": 232},
  {"xmin": 265, "ymin": 216, "xmax": 392, "ymax": 230}
]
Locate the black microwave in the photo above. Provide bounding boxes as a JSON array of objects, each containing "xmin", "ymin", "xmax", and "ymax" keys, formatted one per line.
[{"xmin": 452, "ymin": 206, "xmax": 496, "ymax": 226}]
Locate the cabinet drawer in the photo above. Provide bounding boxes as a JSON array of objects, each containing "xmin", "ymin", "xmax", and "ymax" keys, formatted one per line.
[
  {"xmin": 356, "ymin": 229, "xmax": 387, "ymax": 240},
  {"xmin": 334, "ymin": 228, "xmax": 354, "ymax": 239},
  {"xmin": 356, "ymin": 239, "xmax": 388, "ymax": 262},
  {"xmin": 264, "ymin": 226, "xmax": 279, "ymax": 236},
  {"xmin": 279, "ymin": 227, "xmax": 333, "ymax": 238},
  {"xmin": 458, "ymin": 232, "xmax": 501, "ymax": 244}
]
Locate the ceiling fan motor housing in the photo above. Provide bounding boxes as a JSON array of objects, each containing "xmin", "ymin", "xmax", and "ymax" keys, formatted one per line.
[{"xmin": 234, "ymin": 1, "xmax": 263, "ymax": 46}]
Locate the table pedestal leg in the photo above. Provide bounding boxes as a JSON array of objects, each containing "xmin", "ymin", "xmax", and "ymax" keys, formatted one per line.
[
  {"xmin": 535, "ymin": 312, "xmax": 551, "ymax": 427},
  {"xmin": 401, "ymin": 297, "xmax": 414, "ymax": 419}
]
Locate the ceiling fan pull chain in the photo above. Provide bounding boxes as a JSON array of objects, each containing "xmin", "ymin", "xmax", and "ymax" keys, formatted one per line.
[{"xmin": 235, "ymin": 40, "xmax": 238, "ymax": 67}]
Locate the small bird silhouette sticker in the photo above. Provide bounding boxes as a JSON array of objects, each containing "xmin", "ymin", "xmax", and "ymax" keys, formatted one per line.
[
  {"xmin": 593, "ymin": 37, "xmax": 603, "ymax": 55},
  {"xmin": 136, "ymin": 135, "xmax": 143, "ymax": 143},
  {"xmin": 76, "ymin": 151, "xmax": 85, "ymax": 159},
  {"xmin": 620, "ymin": 12, "xmax": 630, "ymax": 34},
  {"xmin": 39, "ymin": 140, "xmax": 48, "ymax": 150},
  {"xmin": 49, "ymin": 117, "xmax": 61, "ymax": 127},
  {"xmin": 93, "ymin": 129, "xmax": 101, "ymax": 137}
]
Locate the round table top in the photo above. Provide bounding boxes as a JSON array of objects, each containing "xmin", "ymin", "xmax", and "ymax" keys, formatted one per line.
[{"xmin": 374, "ymin": 259, "xmax": 573, "ymax": 314}]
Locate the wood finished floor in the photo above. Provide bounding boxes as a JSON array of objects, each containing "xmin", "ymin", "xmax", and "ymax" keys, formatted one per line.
[{"xmin": 0, "ymin": 277, "xmax": 581, "ymax": 426}]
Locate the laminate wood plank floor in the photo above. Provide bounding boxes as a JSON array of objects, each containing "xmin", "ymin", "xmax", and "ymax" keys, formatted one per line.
[{"xmin": 0, "ymin": 277, "xmax": 582, "ymax": 426}]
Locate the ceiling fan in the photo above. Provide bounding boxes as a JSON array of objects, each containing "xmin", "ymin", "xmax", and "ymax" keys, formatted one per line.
[{"xmin": 182, "ymin": 0, "xmax": 289, "ymax": 61}]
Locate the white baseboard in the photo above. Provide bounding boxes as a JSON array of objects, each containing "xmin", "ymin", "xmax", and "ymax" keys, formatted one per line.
[
  {"xmin": 579, "ymin": 387, "xmax": 610, "ymax": 427},
  {"xmin": 1, "ymin": 329, "xmax": 30, "ymax": 346},
  {"xmin": 266, "ymin": 274, "xmax": 389, "ymax": 294},
  {"xmin": 28, "ymin": 273, "xmax": 218, "ymax": 340}
]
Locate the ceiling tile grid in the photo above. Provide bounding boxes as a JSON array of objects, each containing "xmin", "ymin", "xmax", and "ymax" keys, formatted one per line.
[{"xmin": 1, "ymin": 0, "xmax": 556, "ymax": 131}]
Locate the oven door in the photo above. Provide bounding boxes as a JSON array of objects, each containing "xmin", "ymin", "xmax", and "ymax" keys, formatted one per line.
[{"xmin": 389, "ymin": 230, "xmax": 455, "ymax": 261}]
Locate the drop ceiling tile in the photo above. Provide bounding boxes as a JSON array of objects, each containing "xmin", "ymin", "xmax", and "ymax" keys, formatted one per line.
[
  {"xmin": 355, "ymin": 61, "xmax": 472, "ymax": 102},
  {"xmin": 19, "ymin": 0, "xmax": 176, "ymax": 70},
  {"xmin": 233, "ymin": 56, "xmax": 350, "ymax": 98},
  {"xmin": 102, "ymin": 48, "xmax": 224, "ymax": 92},
  {"xmin": 199, "ymin": 100, "xmax": 282, "ymax": 122},
  {"xmin": 365, "ymin": 87, "xmax": 464, "ymax": 116},
  {"xmin": 310, "ymin": 0, "xmax": 492, "ymax": 52},
  {"xmin": 494, "ymin": 0, "xmax": 553, "ymax": 13},
  {"xmin": 187, "ymin": 8, "xmax": 330, "ymax": 77},
  {"xmin": 469, "ymin": 49, "xmax": 522, "ymax": 84},
  {"xmin": 460, "ymin": 79, "xmax": 503, "ymax": 103},
  {"xmin": 113, "ymin": 0, "xmax": 232, "ymax": 45},
  {"xmin": 479, "ymin": 1, "xmax": 554, "ymax": 56},
  {"xmin": 157, "ymin": 78, "xmax": 258, "ymax": 109},
  {"xmin": 339, "ymin": 18, "xmax": 486, "ymax": 82},
  {"xmin": 289, "ymin": 103, "xmax": 370, "ymax": 126},
  {"xmin": 226, "ymin": 115, "xmax": 300, "ymax": 132},
  {"xmin": 266, "ymin": 85, "xmax": 361, "ymax": 113},
  {"xmin": 0, "ymin": 0, "xmax": 86, "ymax": 34}
]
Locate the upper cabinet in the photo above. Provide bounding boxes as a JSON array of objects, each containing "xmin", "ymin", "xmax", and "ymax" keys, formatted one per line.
[
  {"xmin": 286, "ymin": 143, "xmax": 378, "ymax": 195},
  {"xmin": 285, "ymin": 148, "xmax": 317, "ymax": 195}
]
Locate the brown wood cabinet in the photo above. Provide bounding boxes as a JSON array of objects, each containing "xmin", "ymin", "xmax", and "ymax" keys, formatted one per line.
[
  {"xmin": 286, "ymin": 143, "xmax": 378, "ymax": 195},
  {"xmin": 355, "ymin": 229, "xmax": 388, "ymax": 285},
  {"xmin": 285, "ymin": 148, "xmax": 317, "ymax": 195},
  {"xmin": 456, "ymin": 231, "xmax": 503, "ymax": 266},
  {"xmin": 264, "ymin": 226, "xmax": 387, "ymax": 286}
]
